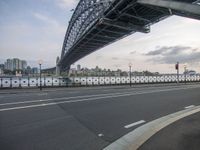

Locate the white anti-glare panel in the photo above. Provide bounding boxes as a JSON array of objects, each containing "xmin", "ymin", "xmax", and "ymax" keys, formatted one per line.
[
  {"xmin": 12, "ymin": 78, "xmax": 20, "ymax": 87},
  {"xmin": 156, "ymin": 76, "xmax": 161, "ymax": 82},
  {"xmin": 99, "ymin": 77, "xmax": 105, "ymax": 85},
  {"xmin": 110, "ymin": 77, "xmax": 116, "ymax": 84},
  {"xmin": 21, "ymin": 78, "xmax": 29, "ymax": 87},
  {"xmin": 87, "ymin": 77, "xmax": 93, "ymax": 85},
  {"xmin": 140, "ymin": 76, "xmax": 145, "ymax": 83},
  {"xmin": 74, "ymin": 77, "xmax": 81, "ymax": 84},
  {"xmin": 81, "ymin": 77, "xmax": 87, "ymax": 85},
  {"xmin": 131, "ymin": 77, "xmax": 136, "ymax": 83},
  {"xmin": 153, "ymin": 76, "xmax": 157, "ymax": 82},
  {"xmin": 29, "ymin": 78, "xmax": 37, "ymax": 87},
  {"xmin": 93, "ymin": 77, "xmax": 99, "ymax": 85},
  {"xmin": 121, "ymin": 77, "xmax": 126, "ymax": 84},
  {"xmin": 144, "ymin": 77, "xmax": 148, "ymax": 83},
  {"xmin": 160, "ymin": 76, "xmax": 164, "ymax": 82},
  {"xmin": 52, "ymin": 78, "xmax": 59, "ymax": 86},
  {"xmin": 148, "ymin": 76, "xmax": 153, "ymax": 83},
  {"xmin": 164, "ymin": 76, "xmax": 169, "ymax": 82},
  {"xmin": 60, "ymin": 78, "xmax": 67, "ymax": 86},
  {"xmin": 45, "ymin": 78, "xmax": 53, "ymax": 86},
  {"xmin": 105, "ymin": 77, "xmax": 110, "ymax": 84},
  {"xmin": 2, "ymin": 78, "xmax": 11, "ymax": 87},
  {"xmin": 116, "ymin": 77, "xmax": 121, "ymax": 84},
  {"xmin": 37, "ymin": 78, "xmax": 45, "ymax": 86},
  {"xmin": 134, "ymin": 77, "xmax": 139, "ymax": 83}
]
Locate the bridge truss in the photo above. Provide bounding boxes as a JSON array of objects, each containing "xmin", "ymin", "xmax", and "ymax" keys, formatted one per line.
[{"xmin": 59, "ymin": 0, "xmax": 200, "ymax": 71}]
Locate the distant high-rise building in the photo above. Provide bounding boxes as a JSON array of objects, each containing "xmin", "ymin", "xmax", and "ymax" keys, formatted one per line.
[
  {"xmin": 4, "ymin": 62, "xmax": 7, "ymax": 70},
  {"xmin": 0, "ymin": 68, "xmax": 3, "ymax": 75},
  {"xmin": 21, "ymin": 60, "xmax": 27, "ymax": 70},
  {"xmin": 4, "ymin": 58, "xmax": 28, "ymax": 71},
  {"xmin": 31, "ymin": 67, "xmax": 39, "ymax": 74},
  {"xmin": 19, "ymin": 59, "xmax": 22, "ymax": 70},
  {"xmin": 0, "ymin": 64, "xmax": 4, "ymax": 70},
  {"xmin": 13, "ymin": 58, "xmax": 20, "ymax": 70},
  {"xmin": 5, "ymin": 59, "xmax": 14, "ymax": 71},
  {"xmin": 0, "ymin": 64, "xmax": 4, "ymax": 75}
]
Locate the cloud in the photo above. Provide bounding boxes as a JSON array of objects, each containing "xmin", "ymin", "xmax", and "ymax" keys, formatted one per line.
[
  {"xmin": 33, "ymin": 12, "xmax": 60, "ymax": 27},
  {"xmin": 0, "ymin": 12, "xmax": 67, "ymax": 68},
  {"xmin": 32, "ymin": 12, "xmax": 66, "ymax": 37},
  {"xmin": 130, "ymin": 51, "xmax": 136, "ymax": 55},
  {"xmin": 112, "ymin": 57, "xmax": 119, "ymax": 60},
  {"xmin": 145, "ymin": 46, "xmax": 191, "ymax": 56},
  {"xmin": 145, "ymin": 46, "xmax": 200, "ymax": 64},
  {"xmin": 56, "ymin": 0, "xmax": 78, "ymax": 9}
]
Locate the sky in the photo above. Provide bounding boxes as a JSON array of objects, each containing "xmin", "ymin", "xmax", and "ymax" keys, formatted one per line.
[{"xmin": 1, "ymin": 0, "xmax": 200, "ymax": 73}]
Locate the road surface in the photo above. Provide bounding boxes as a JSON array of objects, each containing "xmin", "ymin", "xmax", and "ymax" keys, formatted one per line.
[{"xmin": 0, "ymin": 84, "xmax": 200, "ymax": 150}]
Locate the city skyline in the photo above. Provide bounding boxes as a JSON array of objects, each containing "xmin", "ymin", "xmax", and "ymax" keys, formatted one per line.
[{"xmin": 1, "ymin": 0, "xmax": 200, "ymax": 73}]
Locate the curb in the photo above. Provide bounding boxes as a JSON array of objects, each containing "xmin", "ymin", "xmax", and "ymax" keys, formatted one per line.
[{"xmin": 103, "ymin": 105, "xmax": 200, "ymax": 150}]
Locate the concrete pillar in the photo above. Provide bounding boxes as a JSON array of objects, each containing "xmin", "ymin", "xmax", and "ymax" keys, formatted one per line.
[{"xmin": 56, "ymin": 65, "xmax": 60, "ymax": 76}]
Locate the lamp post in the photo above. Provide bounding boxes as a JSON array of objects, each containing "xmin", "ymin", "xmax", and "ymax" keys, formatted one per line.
[
  {"xmin": 129, "ymin": 63, "xmax": 132, "ymax": 87},
  {"xmin": 184, "ymin": 65, "xmax": 187, "ymax": 84},
  {"xmin": 38, "ymin": 60, "xmax": 43, "ymax": 91},
  {"xmin": 175, "ymin": 62, "xmax": 179, "ymax": 84}
]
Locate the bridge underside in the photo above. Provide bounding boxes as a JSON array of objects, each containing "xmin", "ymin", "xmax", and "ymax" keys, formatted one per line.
[{"xmin": 59, "ymin": 0, "xmax": 199, "ymax": 71}]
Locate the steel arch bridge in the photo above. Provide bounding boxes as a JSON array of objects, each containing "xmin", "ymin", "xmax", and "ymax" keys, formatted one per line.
[{"xmin": 57, "ymin": 0, "xmax": 200, "ymax": 72}]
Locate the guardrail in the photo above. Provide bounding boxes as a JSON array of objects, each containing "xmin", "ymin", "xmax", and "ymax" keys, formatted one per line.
[{"xmin": 0, "ymin": 75, "xmax": 199, "ymax": 88}]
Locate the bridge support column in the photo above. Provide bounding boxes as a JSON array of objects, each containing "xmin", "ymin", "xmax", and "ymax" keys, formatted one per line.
[
  {"xmin": 56, "ymin": 56, "xmax": 61, "ymax": 76},
  {"xmin": 56, "ymin": 65, "xmax": 61, "ymax": 76},
  {"xmin": 138, "ymin": 0, "xmax": 200, "ymax": 20}
]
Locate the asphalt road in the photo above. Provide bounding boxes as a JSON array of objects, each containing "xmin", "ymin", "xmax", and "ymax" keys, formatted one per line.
[{"xmin": 0, "ymin": 84, "xmax": 200, "ymax": 150}]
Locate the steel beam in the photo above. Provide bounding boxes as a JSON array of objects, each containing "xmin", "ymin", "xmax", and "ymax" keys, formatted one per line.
[
  {"xmin": 90, "ymin": 34, "xmax": 117, "ymax": 40},
  {"xmin": 138, "ymin": 0, "xmax": 200, "ymax": 20},
  {"xmin": 99, "ymin": 29, "xmax": 125, "ymax": 36},
  {"xmin": 99, "ymin": 18, "xmax": 150, "ymax": 33},
  {"xmin": 84, "ymin": 38, "xmax": 111, "ymax": 43},
  {"xmin": 122, "ymin": 13, "xmax": 151, "ymax": 23}
]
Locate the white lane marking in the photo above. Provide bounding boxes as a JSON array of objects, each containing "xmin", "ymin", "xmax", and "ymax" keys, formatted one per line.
[
  {"xmin": 0, "ymin": 85, "xmax": 199, "ymax": 107},
  {"xmin": 68, "ymin": 91, "xmax": 79, "ymax": 94},
  {"xmin": 0, "ymin": 91, "xmax": 138, "ymax": 106},
  {"xmin": 185, "ymin": 105, "xmax": 195, "ymax": 109},
  {"xmin": 124, "ymin": 120, "xmax": 146, "ymax": 129},
  {"xmin": 0, "ymin": 93, "xmax": 144, "ymax": 112},
  {"xmin": 98, "ymin": 133, "xmax": 104, "ymax": 137},
  {"xmin": 37, "ymin": 93, "xmax": 48, "ymax": 96},
  {"xmin": 0, "ymin": 85, "xmax": 199, "ymax": 112}
]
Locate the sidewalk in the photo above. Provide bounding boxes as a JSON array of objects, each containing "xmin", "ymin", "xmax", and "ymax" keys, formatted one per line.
[{"xmin": 138, "ymin": 112, "xmax": 200, "ymax": 150}]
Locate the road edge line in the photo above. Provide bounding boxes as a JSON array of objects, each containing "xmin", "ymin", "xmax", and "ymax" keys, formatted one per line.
[{"xmin": 103, "ymin": 105, "xmax": 200, "ymax": 150}]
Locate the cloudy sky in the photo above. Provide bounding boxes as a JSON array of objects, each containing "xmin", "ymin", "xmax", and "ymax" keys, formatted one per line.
[{"xmin": 1, "ymin": 0, "xmax": 200, "ymax": 73}]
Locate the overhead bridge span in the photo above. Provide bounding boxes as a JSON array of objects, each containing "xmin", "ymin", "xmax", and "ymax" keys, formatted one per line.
[{"xmin": 58, "ymin": 0, "xmax": 200, "ymax": 71}]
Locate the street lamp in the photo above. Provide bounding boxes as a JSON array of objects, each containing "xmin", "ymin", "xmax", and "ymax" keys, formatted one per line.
[
  {"xmin": 129, "ymin": 63, "xmax": 132, "ymax": 87},
  {"xmin": 184, "ymin": 65, "xmax": 187, "ymax": 84},
  {"xmin": 175, "ymin": 62, "xmax": 179, "ymax": 84},
  {"xmin": 38, "ymin": 60, "xmax": 43, "ymax": 91}
]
